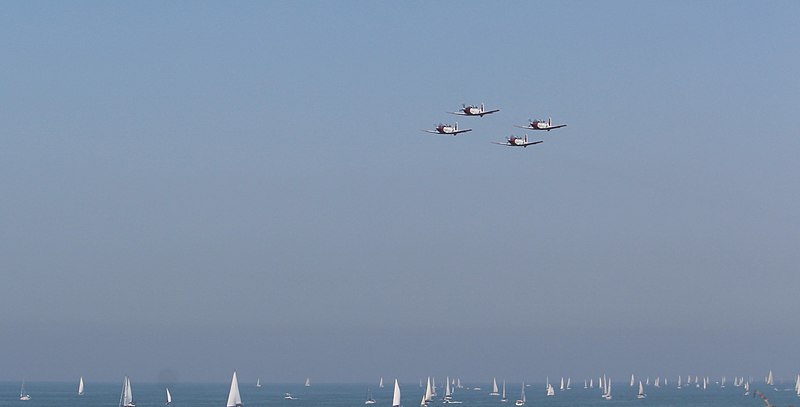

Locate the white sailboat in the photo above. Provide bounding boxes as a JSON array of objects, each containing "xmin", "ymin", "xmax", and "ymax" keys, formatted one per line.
[
  {"xmin": 457, "ymin": 378, "xmax": 462, "ymax": 389},
  {"xmin": 166, "ymin": 388, "xmax": 172, "ymax": 405},
  {"xmin": 767, "ymin": 371, "xmax": 774, "ymax": 386},
  {"xmin": 602, "ymin": 378, "xmax": 612, "ymax": 400},
  {"xmin": 444, "ymin": 376, "xmax": 455, "ymax": 403},
  {"xmin": 227, "ymin": 371, "xmax": 243, "ymax": 407},
  {"xmin": 794, "ymin": 374, "xmax": 799, "ymax": 397},
  {"xmin": 637, "ymin": 381, "xmax": 646, "ymax": 399},
  {"xmin": 420, "ymin": 393, "xmax": 427, "ymax": 406},
  {"xmin": 392, "ymin": 379, "xmax": 401, "ymax": 407},
  {"xmin": 514, "ymin": 382, "xmax": 526, "ymax": 406},
  {"xmin": 560, "ymin": 377, "xmax": 565, "ymax": 391},
  {"xmin": 380, "ymin": 377, "xmax": 385, "ymax": 389},
  {"xmin": 501, "ymin": 380, "xmax": 507, "ymax": 403},
  {"xmin": 677, "ymin": 375, "xmax": 682, "ymax": 389},
  {"xmin": 78, "ymin": 376, "xmax": 85, "ymax": 396},
  {"xmin": 744, "ymin": 381, "xmax": 751, "ymax": 396},
  {"xmin": 20, "ymin": 379, "xmax": 31, "ymax": 401},
  {"xmin": 119, "ymin": 376, "xmax": 135, "ymax": 407},
  {"xmin": 256, "ymin": 378, "xmax": 261, "ymax": 388},
  {"xmin": 566, "ymin": 377, "xmax": 571, "ymax": 390},
  {"xmin": 425, "ymin": 377, "xmax": 433, "ymax": 403},
  {"xmin": 546, "ymin": 383, "xmax": 554, "ymax": 397},
  {"xmin": 490, "ymin": 378, "xmax": 500, "ymax": 396},
  {"xmin": 630, "ymin": 374, "xmax": 635, "ymax": 387},
  {"xmin": 305, "ymin": 378, "xmax": 311, "ymax": 387},
  {"xmin": 365, "ymin": 387, "xmax": 376, "ymax": 405}
]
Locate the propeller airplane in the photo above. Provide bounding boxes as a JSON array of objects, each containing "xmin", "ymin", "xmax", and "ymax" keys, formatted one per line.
[
  {"xmin": 515, "ymin": 117, "xmax": 567, "ymax": 131},
  {"xmin": 423, "ymin": 122, "xmax": 473, "ymax": 136},
  {"xmin": 449, "ymin": 103, "xmax": 500, "ymax": 117},
  {"xmin": 491, "ymin": 134, "xmax": 543, "ymax": 148}
]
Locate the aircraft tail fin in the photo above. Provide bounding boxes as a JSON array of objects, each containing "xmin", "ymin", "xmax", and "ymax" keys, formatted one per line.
[
  {"xmin": 548, "ymin": 117, "xmax": 552, "ymax": 126},
  {"xmin": 454, "ymin": 121, "xmax": 458, "ymax": 130},
  {"xmin": 480, "ymin": 103, "xmax": 484, "ymax": 112}
]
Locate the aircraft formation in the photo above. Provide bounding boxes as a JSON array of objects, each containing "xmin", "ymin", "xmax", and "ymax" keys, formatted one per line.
[{"xmin": 423, "ymin": 103, "xmax": 568, "ymax": 148}]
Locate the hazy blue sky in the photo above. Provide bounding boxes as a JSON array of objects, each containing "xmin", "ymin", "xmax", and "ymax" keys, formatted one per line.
[{"xmin": 2, "ymin": 1, "xmax": 799, "ymax": 384}]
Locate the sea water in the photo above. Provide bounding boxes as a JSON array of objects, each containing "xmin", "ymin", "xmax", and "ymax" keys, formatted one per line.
[{"xmin": 0, "ymin": 381, "xmax": 796, "ymax": 407}]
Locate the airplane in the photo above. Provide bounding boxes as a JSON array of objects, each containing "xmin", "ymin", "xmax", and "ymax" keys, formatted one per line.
[
  {"xmin": 491, "ymin": 134, "xmax": 543, "ymax": 148},
  {"xmin": 515, "ymin": 117, "xmax": 567, "ymax": 131},
  {"xmin": 423, "ymin": 122, "xmax": 473, "ymax": 136},
  {"xmin": 449, "ymin": 103, "xmax": 500, "ymax": 117}
]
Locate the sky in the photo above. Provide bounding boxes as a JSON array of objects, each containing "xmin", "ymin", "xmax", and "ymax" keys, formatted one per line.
[{"xmin": 1, "ymin": 1, "xmax": 799, "ymax": 384}]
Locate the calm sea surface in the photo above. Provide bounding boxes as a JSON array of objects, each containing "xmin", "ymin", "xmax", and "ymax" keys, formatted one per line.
[{"xmin": 1, "ymin": 382, "xmax": 797, "ymax": 407}]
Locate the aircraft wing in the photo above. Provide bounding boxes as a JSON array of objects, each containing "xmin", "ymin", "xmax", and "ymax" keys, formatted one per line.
[
  {"xmin": 514, "ymin": 125, "xmax": 533, "ymax": 130},
  {"xmin": 522, "ymin": 140, "xmax": 544, "ymax": 146},
  {"xmin": 452, "ymin": 129, "xmax": 473, "ymax": 135},
  {"xmin": 481, "ymin": 109, "xmax": 500, "ymax": 116},
  {"xmin": 547, "ymin": 124, "xmax": 567, "ymax": 130},
  {"xmin": 448, "ymin": 111, "xmax": 468, "ymax": 116},
  {"xmin": 490, "ymin": 141, "xmax": 511, "ymax": 146},
  {"xmin": 422, "ymin": 130, "xmax": 442, "ymax": 134}
]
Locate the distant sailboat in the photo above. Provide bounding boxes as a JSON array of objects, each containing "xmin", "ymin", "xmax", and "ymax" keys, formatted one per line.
[
  {"xmin": 501, "ymin": 380, "xmax": 507, "ymax": 403},
  {"xmin": 602, "ymin": 378, "xmax": 612, "ymax": 400},
  {"xmin": 637, "ymin": 381, "xmax": 646, "ymax": 399},
  {"xmin": 794, "ymin": 374, "xmax": 799, "ymax": 397},
  {"xmin": 546, "ymin": 383, "xmax": 554, "ymax": 397},
  {"xmin": 119, "ymin": 376, "xmax": 135, "ymax": 407},
  {"xmin": 490, "ymin": 378, "xmax": 500, "ymax": 396},
  {"xmin": 444, "ymin": 376, "xmax": 453, "ymax": 402},
  {"xmin": 630, "ymin": 374, "xmax": 635, "ymax": 387},
  {"xmin": 392, "ymin": 379, "xmax": 401, "ymax": 407},
  {"xmin": 767, "ymin": 371, "xmax": 774, "ymax": 386},
  {"xmin": 677, "ymin": 375, "xmax": 682, "ymax": 389},
  {"xmin": 744, "ymin": 381, "xmax": 751, "ymax": 396},
  {"xmin": 365, "ymin": 387, "xmax": 376, "ymax": 405},
  {"xmin": 256, "ymin": 378, "xmax": 261, "ymax": 388},
  {"xmin": 560, "ymin": 377, "xmax": 565, "ymax": 391},
  {"xmin": 514, "ymin": 382, "xmax": 526, "ymax": 406},
  {"xmin": 380, "ymin": 378, "xmax": 385, "ymax": 389},
  {"xmin": 566, "ymin": 377, "xmax": 571, "ymax": 390},
  {"xmin": 20, "ymin": 379, "xmax": 31, "ymax": 401},
  {"xmin": 78, "ymin": 377, "xmax": 85, "ymax": 396},
  {"xmin": 166, "ymin": 388, "xmax": 172, "ymax": 405},
  {"xmin": 305, "ymin": 378, "xmax": 311, "ymax": 387},
  {"xmin": 425, "ymin": 377, "xmax": 433, "ymax": 403},
  {"xmin": 227, "ymin": 371, "xmax": 243, "ymax": 407}
]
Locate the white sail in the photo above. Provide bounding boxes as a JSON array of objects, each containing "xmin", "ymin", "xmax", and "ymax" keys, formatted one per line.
[
  {"xmin": 501, "ymin": 380, "xmax": 507, "ymax": 401},
  {"xmin": 445, "ymin": 377, "xmax": 452, "ymax": 398},
  {"xmin": 630, "ymin": 374, "xmax": 635, "ymax": 387},
  {"xmin": 425, "ymin": 377, "xmax": 433, "ymax": 402},
  {"xmin": 119, "ymin": 376, "xmax": 134, "ymax": 407},
  {"xmin": 637, "ymin": 381, "xmax": 646, "ymax": 399},
  {"xmin": 566, "ymin": 377, "xmax": 571, "ymax": 390},
  {"xmin": 420, "ymin": 393, "xmax": 426, "ymax": 406},
  {"xmin": 560, "ymin": 377, "xmax": 564, "ymax": 391},
  {"xmin": 78, "ymin": 377, "xmax": 85, "ymax": 396},
  {"xmin": 380, "ymin": 378, "xmax": 385, "ymax": 388},
  {"xmin": 227, "ymin": 371, "xmax": 242, "ymax": 407},
  {"xmin": 166, "ymin": 388, "xmax": 172, "ymax": 405},
  {"xmin": 432, "ymin": 377, "xmax": 437, "ymax": 396},
  {"xmin": 491, "ymin": 378, "xmax": 499, "ymax": 395},
  {"xmin": 392, "ymin": 379, "xmax": 401, "ymax": 407},
  {"xmin": 305, "ymin": 378, "xmax": 311, "ymax": 387},
  {"xmin": 794, "ymin": 374, "xmax": 799, "ymax": 396},
  {"xmin": 256, "ymin": 378, "xmax": 261, "ymax": 388},
  {"xmin": 546, "ymin": 383, "xmax": 554, "ymax": 396},
  {"xmin": 767, "ymin": 371, "xmax": 774, "ymax": 386}
]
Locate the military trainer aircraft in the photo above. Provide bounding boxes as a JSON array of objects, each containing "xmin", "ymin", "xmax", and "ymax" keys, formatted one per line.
[
  {"xmin": 450, "ymin": 103, "xmax": 500, "ymax": 117},
  {"xmin": 515, "ymin": 117, "xmax": 567, "ymax": 131},
  {"xmin": 491, "ymin": 134, "xmax": 543, "ymax": 148},
  {"xmin": 423, "ymin": 122, "xmax": 473, "ymax": 136}
]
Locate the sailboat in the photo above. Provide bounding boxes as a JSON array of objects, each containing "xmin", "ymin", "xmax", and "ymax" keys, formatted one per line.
[
  {"xmin": 256, "ymin": 378, "xmax": 261, "ymax": 388},
  {"xmin": 501, "ymin": 381, "xmax": 507, "ymax": 403},
  {"xmin": 78, "ymin": 376, "xmax": 85, "ymax": 396},
  {"xmin": 546, "ymin": 383, "xmax": 554, "ymax": 397},
  {"xmin": 420, "ymin": 393, "xmax": 427, "ymax": 407},
  {"xmin": 119, "ymin": 376, "xmax": 135, "ymax": 407},
  {"xmin": 677, "ymin": 375, "xmax": 682, "ymax": 389},
  {"xmin": 425, "ymin": 377, "xmax": 433, "ymax": 404},
  {"xmin": 20, "ymin": 379, "xmax": 31, "ymax": 401},
  {"xmin": 630, "ymin": 374, "xmax": 635, "ymax": 387},
  {"xmin": 794, "ymin": 374, "xmax": 799, "ymax": 397},
  {"xmin": 305, "ymin": 378, "xmax": 311, "ymax": 387},
  {"xmin": 514, "ymin": 382, "xmax": 526, "ymax": 406},
  {"xmin": 637, "ymin": 381, "xmax": 646, "ymax": 399},
  {"xmin": 380, "ymin": 378, "xmax": 385, "ymax": 389},
  {"xmin": 602, "ymin": 378, "xmax": 612, "ymax": 400},
  {"xmin": 744, "ymin": 381, "xmax": 751, "ymax": 396},
  {"xmin": 560, "ymin": 377, "xmax": 564, "ymax": 391},
  {"xmin": 365, "ymin": 387, "xmax": 376, "ymax": 405},
  {"xmin": 392, "ymin": 379, "xmax": 401, "ymax": 407},
  {"xmin": 566, "ymin": 377, "xmax": 571, "ymax": 390},
  {"xmin": 166, "ymin": 388, "xmax": 172, "ymax": 405},
  {"xmin": 227, "ymin": 371, "xmax": 243, "ymax": 407},
  {"xmin": 767, "ymin": 371, "xmax": 774, "ymax": 386},
  {"xmin": 490, "ymin": 378, "xmax": 500, "ymax": 396},
  {"xmin": 444, "ymin": 377, "xmax": 453, "ymax": 402}
]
